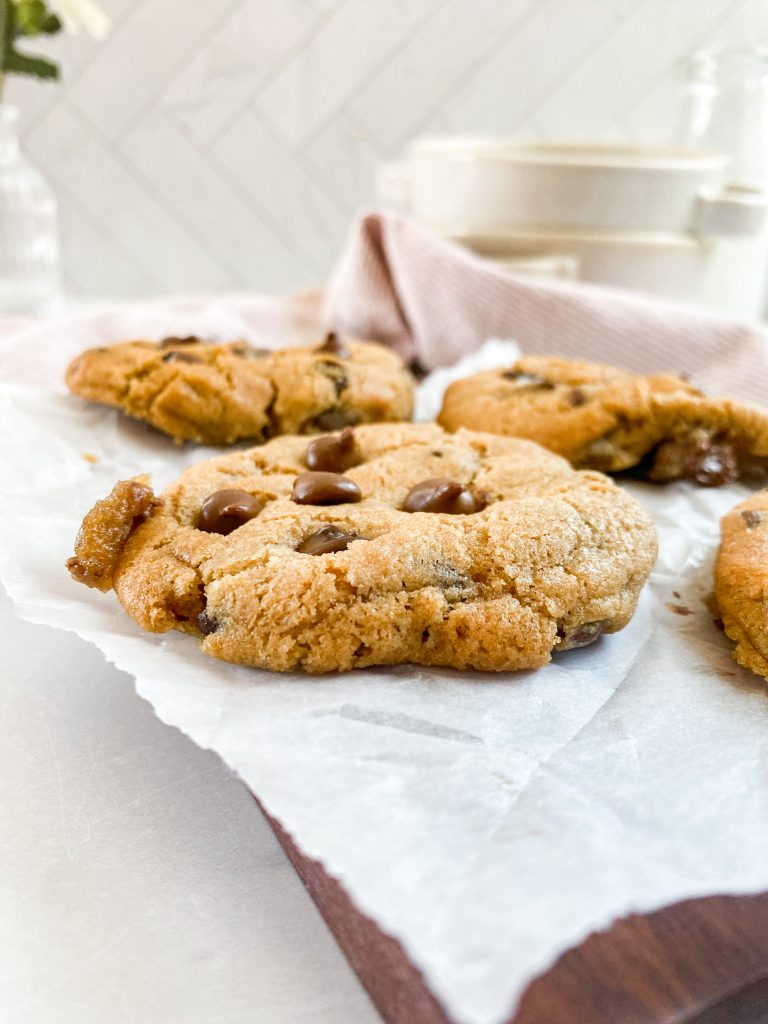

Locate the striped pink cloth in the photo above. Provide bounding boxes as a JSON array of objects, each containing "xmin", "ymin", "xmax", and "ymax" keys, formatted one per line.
[{"xmin": 323, "ymin": 211, "xmax": 768, "ymax": 404}]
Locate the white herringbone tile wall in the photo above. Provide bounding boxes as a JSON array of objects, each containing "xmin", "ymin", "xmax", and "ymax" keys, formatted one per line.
[{"xmin": 6, "ymin": 0, "xmax": 768, "ymax": 299}]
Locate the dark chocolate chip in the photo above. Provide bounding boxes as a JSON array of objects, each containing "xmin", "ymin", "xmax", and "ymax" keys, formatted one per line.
[
  {"xmin": 556, "ymin": 620, "xmax": 608, "ymax": 650},
  {"xmin": 160, "ymin": 335, "xmax": 199, "ymax": 347},
  {"xmin": 408, "ymin": 358, "xmax": 429, "ymax": 381},
  {"xmin": 306, "ymin": 427, "xmax": 361, "ymax": 472},
  {"xmin": 568, "ymin": 387, "xmax": 588, "ymax": 407},
  {"xmin": 162, "ymin": 350, "xmax": 202, "ymax": 364},
  {"xmin": 197, "ymin": 610, "xmax": 219, "ymax": 635},
  {"xmin": 197, "ymin": 488, "xmax": 265, "ymax": 535},
  {"xmin": 317, "ymin": 332, "xmax": 350, "ymax": 358},
  {"xmin": 402, "ymin": 478, "xmax": 485, "ymax": 515},
  {"xmin": 292, "ymin": 471, "xmax": 362, "ymax": 505},
  {"xmin": 309, "ymin": 407, "xmax": 362, "ymax": 432},
  {"xmin": 741, "ymin": 509, "xmax": 764, "ymax": 529},
  {"xmin": 502, "ymin": 369, "xmax": 556, "ymax": 390},
  {"xmin": 316, "ymin": 359, "xmax": 348, "ymax": 396},
  {"xmin": 297, "ymin": 525, "xmax": 364, "ymax": 555}
]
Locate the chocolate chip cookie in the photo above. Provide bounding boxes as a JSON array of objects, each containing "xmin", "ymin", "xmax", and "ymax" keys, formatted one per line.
[
  {"xmin": 710, "ymin": 490, "xmax": 768, "ymax": 682},
  {"xmin": 66, "ymin": 423, "xmax": 657, "ymax": 674},
  {"xmin": 65, "ymin": 333, "xmax": 414, "ymax": 445},
  {"xmin": 438, "ymin": 355, "xmax": 768, "ymax": 486}
]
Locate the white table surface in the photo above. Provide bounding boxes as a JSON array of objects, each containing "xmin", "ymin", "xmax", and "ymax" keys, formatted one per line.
[{"xmin": 0, "ymin": 583, "xmax": 382, "ymax": 1024}]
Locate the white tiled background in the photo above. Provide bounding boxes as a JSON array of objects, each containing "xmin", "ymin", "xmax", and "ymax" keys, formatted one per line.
[{"xmin": 7, "ymin": 0, "xmax": 768, "ymax": 299}]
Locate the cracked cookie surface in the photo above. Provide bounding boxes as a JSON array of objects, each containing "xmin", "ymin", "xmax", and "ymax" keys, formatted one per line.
[
  {"xmin": 711, "ymin": 490, "xmax": 768, "ymax": 682},
  {"xmin": 438, "ymin": 355, "xmax": 768, "ymax": 486},
  {"xmin": 65, "ymin": 333, "xmax": 414, "ymax": 445},
  {"xmin": 67, "ymin": 423, "xmax": 657, "ymax": 674}
]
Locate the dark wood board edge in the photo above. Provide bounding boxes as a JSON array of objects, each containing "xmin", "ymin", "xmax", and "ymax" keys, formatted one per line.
[{"xmin": 259, "ymin": 801, "xmax": 768, "ymax": 1024}]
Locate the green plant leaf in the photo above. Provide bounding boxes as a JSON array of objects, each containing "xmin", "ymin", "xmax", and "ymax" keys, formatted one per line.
[
  {"xmin": 12, "ymin": 0, "xmax": 61, "ymax": 37},
  {"xmin": 3, "ymin": 47, "xmax": 58, "ymax": 79}
]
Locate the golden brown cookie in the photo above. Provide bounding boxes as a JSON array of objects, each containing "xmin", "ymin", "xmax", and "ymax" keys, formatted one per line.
[
  {"xmin": 66, "ymin": 423, "xmax": 658, "ymax": 674},
  {"xmin": 438, "ymin": 355, "xmax": 768, "ymax": 486},
  {"xmin": 65, "ymin": 333, "xmax": 414, "ymax": 445},
  {"xmin": 711, "ymin": 490, "xmax": 768, "ymax": 681}
]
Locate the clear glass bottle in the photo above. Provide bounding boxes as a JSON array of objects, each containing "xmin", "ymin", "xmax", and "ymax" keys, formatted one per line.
[
  {"xmin": 0, "ymin": 104, "xmax": 60, "ymax": 314},
  {"xmin": 677, "ymin": 47, "xmax": 768, "ymax": 190}
]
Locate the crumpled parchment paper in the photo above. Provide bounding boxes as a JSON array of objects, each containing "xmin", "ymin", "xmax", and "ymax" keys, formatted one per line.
[{"xmin": 0, "ymin": 340, "xmax": 766, "ymax": 1024}]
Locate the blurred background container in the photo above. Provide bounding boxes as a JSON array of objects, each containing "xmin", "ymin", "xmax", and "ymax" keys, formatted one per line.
[{"xmin": 5, "ymin": 0, "xmax": 768, "ymax": 311}]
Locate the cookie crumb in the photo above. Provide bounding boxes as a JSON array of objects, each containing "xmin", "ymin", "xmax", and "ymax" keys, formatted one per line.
[{"xmin": 83, "ymin": 452, "xmax": 99, "ymax": 464}]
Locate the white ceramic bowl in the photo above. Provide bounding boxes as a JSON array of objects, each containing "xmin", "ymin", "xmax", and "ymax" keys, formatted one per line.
[{"xmin": 378, "ymin": 138, "xmax": 765, "ymax": 238}]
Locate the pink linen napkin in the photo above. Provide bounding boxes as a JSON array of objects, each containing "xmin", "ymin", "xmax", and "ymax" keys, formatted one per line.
[{"xmin": 323, "ymin": 211, "xmax": 768, "ymax": 404}]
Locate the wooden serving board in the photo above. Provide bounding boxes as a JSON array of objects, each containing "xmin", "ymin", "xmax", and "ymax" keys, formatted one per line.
[{"xmin": 263, "ymin": 806, "xmax": 768, "ymax": 1024}]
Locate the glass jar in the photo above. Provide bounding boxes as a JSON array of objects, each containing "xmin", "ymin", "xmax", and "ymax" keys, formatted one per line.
[
  {"xmin": 0, "ymin": 104, "xmax": 61, "ymax": 314},
  {"xmin": 677, "ymin": 47, "xmax": 768, "ymax": 190}
]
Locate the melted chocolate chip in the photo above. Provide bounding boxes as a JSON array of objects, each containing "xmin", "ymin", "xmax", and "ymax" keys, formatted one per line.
[
  {"xmin": 501, "ymin": 369, "xmax": 556, "ymax": 390},
  {"xmin": 692, "ymin": 444, "xmax": 738, "ymax": 487},
  {"xmin": 297, "ymin": 525, "xmax": 364, "ymax": 555},
  {"xmin": 568, "ymin": 387, "xmax": 588, "ymax": 407},
  {"xmin": 162, "ymin": 350, "xmax": 202, "ymax": 364},
  {"xmin": 292, "ymin": 471, "xmax": 362, "ymax": 505},
  {"xmin": 197, "ymin": 489, "xmax": 265, "ymax": 535},
  {"xmin": 741, "ymin": 509, "xmax": 764, "ymax": 529},
  {"xmin": 306, "ymin": 428, "xmax": 361, "ymax": 472},
  {"xmin": 316, "ymin": 359, "xmax": 348, "ymax": 396},
  {"xmin": 556, "ymin": 620, "xmax": 608, "ymax": 650},
  {"xmin": 402, "ymin": 478, "xmax": 484, "ymax": 515},
  {"xmin": 650, "ymin": 431, "xmax": 738, "ymax": 486},
  {"xmin": 317, "ymin": 332, "xmax": 349, "ymax": 358},
  {"xmin": 197, "ymin": 610, "xmax": 219, "ymax": 635},
  {"xmin": 160, "ymin": 335, "xmax": 198, "ymax": 347},
  {"xmin": 309, "ymin": 407, "xmax": 362, "ymax": 432}
]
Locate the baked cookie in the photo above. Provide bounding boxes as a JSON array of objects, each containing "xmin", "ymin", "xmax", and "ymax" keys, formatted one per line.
[
  {"xmin": 711, "ymin": 490, "xmax": 768, "ymax": 681},
  {"xmin": 66, "ymin": 423, "xmax": 657, "ymax": 674},
  {"xmin": 65, "ymin": 333, "xmax": 414, "ymax": 445},
  {"xmin": 438, "ymin": 355, "xmax": 768, "ymax": 486}
]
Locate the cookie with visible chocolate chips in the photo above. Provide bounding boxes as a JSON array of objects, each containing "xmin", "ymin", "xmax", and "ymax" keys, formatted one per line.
[
  {"xmin": 65, "ymin": 332, "xmax": 414, "ymax": 445},
  {"xmin": 66, "ymin": 422, "xmax": 657, "ymax": 674},
  {"xmin": 438, "ymin": 355, "xmax": 768, "ymax": 486},
  {"xmin": 710, "ymin": 489, "xmax": 768, "ymax": 682}
]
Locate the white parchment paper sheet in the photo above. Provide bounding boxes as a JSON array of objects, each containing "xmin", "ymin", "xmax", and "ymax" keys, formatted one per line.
[{"xmin": 1, "ymin": 342, "xmax": 767, "ymax": 1024}]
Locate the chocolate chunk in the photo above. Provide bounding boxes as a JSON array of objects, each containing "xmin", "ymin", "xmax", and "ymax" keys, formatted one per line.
[
  {"xmin": 297, "ymin": 524, "xmax": 363, "ymax": 555},
  {"xmin": 317, "ymin": 332, "xmax": 349, "ymax": 359},
  {"xmin": 316, "ymin": 359, "xmax": 348, "ymax": 396},
  {"xmin": 692, "ymin": 444, "xmax": 738, "ymax": 486},
  {"xmin": 306, "ymin": 427, "xmax": 361, "ymax": 472},
  {"xmin": 568, "ymin": 387, "xmax": 588, "ymax": 407},
  {"xmin": 556, "ymin": 620, "xmax": 608, "ymax": 650},
  {"xmin": 160, "ymin": 336, "xmax": 198, "ymax": 347},
  {"xmin": 402, "ymin": 478, "xmax": 485, "ymax": 515},
  {"xmin": 292, "ymin": 471, "xmax": 362, "ymax": 505},
  {"xmin": 650, "ymin": 431, "xmax": 738, "ymax": 486},
  {"xmin": 162, "ymin": 350, "xmax": 202, "ymax": 364},
  {"xmin": 310, "ymin": 407, "xmax": 362, "ymax": 432},
  {"xmin": 741, "ymin": 509, "xmax": 764, "ymax": 529},
  {"xmin": 502, "ymin": 369, "xmax": 556, "ymax": 390},
  {"xmin": 197, "ymin": 610, "xmax": 219, "ymax": 635},
  {"xmin": 197, "ymin": 488, "xmax": 265, "ymax": 534}
]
